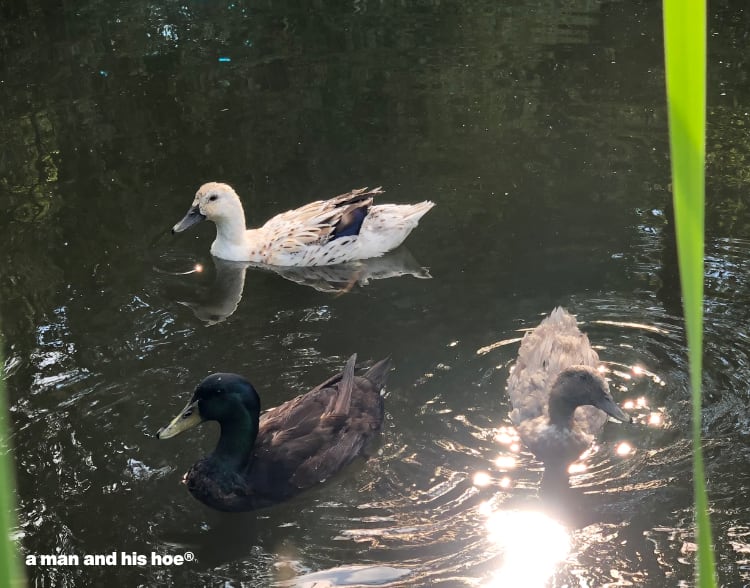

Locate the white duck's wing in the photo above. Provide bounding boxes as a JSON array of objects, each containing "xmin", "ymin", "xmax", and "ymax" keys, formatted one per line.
[{"xmin": 259, "ymin": 188, "xmax": 381, "ymax": 250}]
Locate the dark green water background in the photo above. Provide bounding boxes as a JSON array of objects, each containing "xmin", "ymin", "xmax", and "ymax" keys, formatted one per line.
[{"xmin": 2, "ymin": 1, "xmax": 749, "ymax": 586}]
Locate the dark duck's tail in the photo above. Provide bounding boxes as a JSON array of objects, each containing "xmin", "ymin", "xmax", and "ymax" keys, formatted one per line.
[{"xmin": 363, "ymin": 357, "xmax": 393, "ymax": 390}]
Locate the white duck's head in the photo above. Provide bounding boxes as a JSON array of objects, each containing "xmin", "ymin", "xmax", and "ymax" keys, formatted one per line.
[
  {"xmin": 172, "ymin": 182, "xmax": 245, "ymax": 234},
  {"xmin": 547, "ymin": 365, "xmax": 630, "ymax": 427}
]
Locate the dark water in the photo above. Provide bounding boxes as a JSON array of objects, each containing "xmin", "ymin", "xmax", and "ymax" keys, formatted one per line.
[{"xmin": 2, "ymin": 0, "xmax": 750, "ymax": 586}]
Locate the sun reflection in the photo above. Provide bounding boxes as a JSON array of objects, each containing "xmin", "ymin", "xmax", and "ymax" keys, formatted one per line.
[
  {"xmin": 473, "ymin": 471, "xmax": 492, "ymax": 487},
  {"xmin": 494, "ymin": 456, "xmax": 516, "ymax": 470},
  {"xmin": 495, "ymin": 432, "xmax": 513, "ymax": 445},
  {"xmin": 484, "ymin": 510, "xmax": 570, "ymax": 587},
  {"xmin": 499, "ymin": 477, "xmax": 512, "ymax": 489},
  {"xmin": 649, "ymin": 412, "xmax": 662, "ymax": 426},
  {"xmin": 616, "ymin": 442, "xmax": 633, "ymax": 456},
  {"xmin": 155, "ymin": 263, "xmax": 205, "ymax": 276},
  {"xmin": 493, "ymin": 426, "xmax": 520, "ymax": 447},
  {"xmin": 568, "ymin": 462, "xmax": 587, "ymax": 474}
]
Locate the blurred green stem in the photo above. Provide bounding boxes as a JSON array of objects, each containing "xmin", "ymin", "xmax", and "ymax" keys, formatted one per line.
[
  {"xmin": 662, "ymin": 1, "xmax": 717, "ymax": 586},
  {"xmin": 0, "ymin": 336, "xmax": 24, "ymax": 587}
]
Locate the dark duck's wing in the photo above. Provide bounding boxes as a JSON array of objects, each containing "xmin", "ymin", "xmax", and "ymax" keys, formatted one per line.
[{"xmin": 249, "ymin": 355, "xmax": 390, "ymax": 499}]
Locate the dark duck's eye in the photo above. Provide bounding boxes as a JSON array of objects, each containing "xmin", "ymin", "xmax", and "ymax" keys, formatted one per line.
[
  {"xmin": 208, "ymin": 195, "xmax": 218, "ymax": 202},
  {"xmin": 182, "ymin": 408, "xmax": 194, "ymax": 419}
]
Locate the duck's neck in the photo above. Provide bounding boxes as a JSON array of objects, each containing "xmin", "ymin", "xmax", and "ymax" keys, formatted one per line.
[
  {"xmin": 212, "ymin": 411, "xmax": 258, "ymax": 471},
  {"xmin": 548, "ymin": 385, "xmax": 577, "ymax": 429},
  {"xmin": 214, "ymin": 210, "xmax": 248, "ymax": 248}
]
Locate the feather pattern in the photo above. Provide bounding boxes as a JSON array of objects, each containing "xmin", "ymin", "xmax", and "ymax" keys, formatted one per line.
[{"xmin": 172, "ymin": 182, "xmax": 434, "ymax": 266}]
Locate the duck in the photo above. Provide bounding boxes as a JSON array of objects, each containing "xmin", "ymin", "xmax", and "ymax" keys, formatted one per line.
[
  {"xmin": 172, "ymin": 182, "xmax": 435, "ymax": 266},
  {"xmin": 156, "ymin": 354, "xmax": 392, "ymax": 511},
  {"xmin": 507, "ymin": 307, "xmax": 630, "ymax": 469}
]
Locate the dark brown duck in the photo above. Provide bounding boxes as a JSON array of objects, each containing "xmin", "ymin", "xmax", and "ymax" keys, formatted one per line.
[{"xmin": 157, "ymin": 354, "xmax": 391, "ymax": 511}]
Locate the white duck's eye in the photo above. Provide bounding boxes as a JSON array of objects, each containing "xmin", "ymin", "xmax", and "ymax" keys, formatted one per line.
[{"xmin": 208, "ymin": 195, "xmax": 218, "ymax": 202}]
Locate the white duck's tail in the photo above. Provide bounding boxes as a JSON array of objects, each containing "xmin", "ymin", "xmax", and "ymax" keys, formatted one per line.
[
  {"xmin": 397, "ymin": 201, "xmax": 436, "ymax": 224},
  {"xmin": 359, "ymin": 201, "xmax": 435, "ymax": 257},
  {"xmin": 372, "ymin": 201, "xmax": 435, "ymax": 225}
]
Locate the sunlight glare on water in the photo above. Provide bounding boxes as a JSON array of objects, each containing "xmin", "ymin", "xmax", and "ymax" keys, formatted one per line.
[
  {"xmin": 483, "ymin": 510, "xmax": 570, "ymax": 588},
  {"xmin": 568, "ymin": 462, "xmax": 588, "ymax": 474},
  {"xmin": 473, "ymin": 471, "xmax": 493, "ymax": 488},
  {"xmin": 494, "ymin": 455, "xmax": 517, "ymax": 469},
  {"xmin": 616, "ymin": 441, "xmax": 634, "ymax": 457},
  {"xmin": 649, "ymin": 412, "xmax": 663, "ymax": 426}
]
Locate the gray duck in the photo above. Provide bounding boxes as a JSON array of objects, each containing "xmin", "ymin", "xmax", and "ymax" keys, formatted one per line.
[{"xmin": 508, "ymin": 307, "xmax": 630, "ymax": 468}]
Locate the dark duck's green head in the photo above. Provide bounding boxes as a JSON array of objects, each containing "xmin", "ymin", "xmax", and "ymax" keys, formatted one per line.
[{"xmin": 157, "ymin": 373, "xmax": 261, "ymax": 469}]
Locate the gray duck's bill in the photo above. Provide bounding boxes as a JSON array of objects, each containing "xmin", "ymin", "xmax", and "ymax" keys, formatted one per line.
[{"xmin": 597, "ymin": 396, "xmax": 632, "ymax": 424}]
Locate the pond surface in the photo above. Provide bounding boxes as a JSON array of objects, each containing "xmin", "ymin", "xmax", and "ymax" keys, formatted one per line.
[{"xmin": 2, "ymin": 0, "xmax": 750, "ymax": 586}]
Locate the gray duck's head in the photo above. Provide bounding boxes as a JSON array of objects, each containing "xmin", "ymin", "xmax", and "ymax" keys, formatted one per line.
[{"xmin": 548, "ymin": 365, "xmax": 630, "ymax": 427}]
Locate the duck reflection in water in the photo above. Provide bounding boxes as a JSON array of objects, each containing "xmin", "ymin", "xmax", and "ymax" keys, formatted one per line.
[{"xmin": 162, "ymin": 247, "xmax": 431, "ymax": 324}]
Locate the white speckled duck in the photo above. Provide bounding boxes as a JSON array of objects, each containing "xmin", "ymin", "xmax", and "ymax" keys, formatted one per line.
[
  {"xmin": 172, "ymin": 182, "xmax": 435, "ymax": 266},
  {"xmin": 508, "ymin": 307, "xmax": 630, "ymax": 467}
]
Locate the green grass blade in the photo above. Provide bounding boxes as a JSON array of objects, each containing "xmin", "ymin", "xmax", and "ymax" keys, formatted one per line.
[
  {"xmin": 0, "ymin": 340, "xmax": 25, "ymax": 587},
  {"xmin": 662, "ymin": 1, "xmax": 717, "ymax": 586}
]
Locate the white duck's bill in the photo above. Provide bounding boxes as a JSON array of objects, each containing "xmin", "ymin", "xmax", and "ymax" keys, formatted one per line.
[
  {"xmin": 172, "ymin": 205, "xmax": 206, "ymax": 234},
  {"xmin": 156, "ymin": 400, "xmax": 202, "ymax": 439}
]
